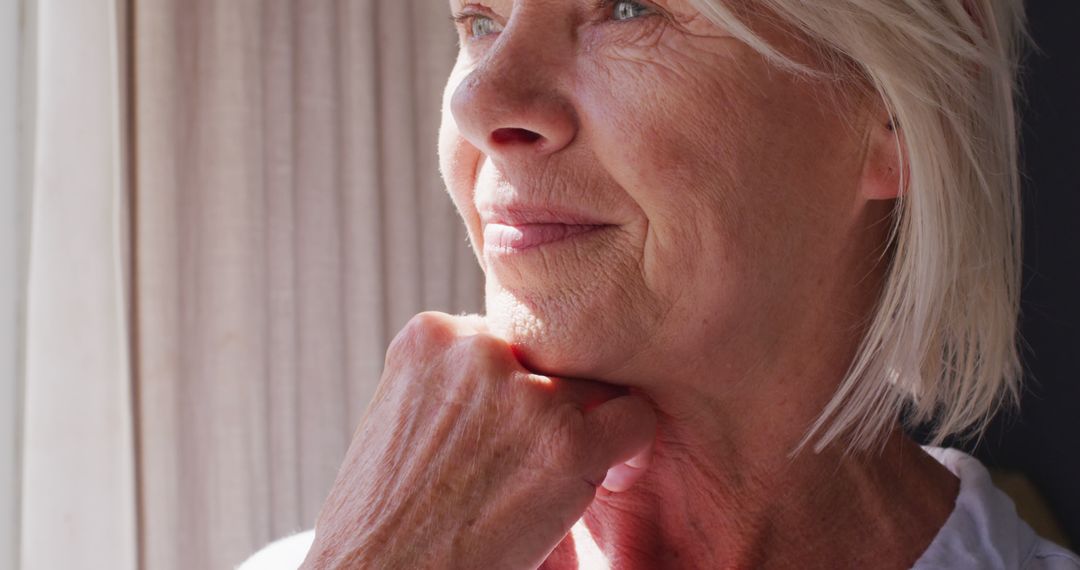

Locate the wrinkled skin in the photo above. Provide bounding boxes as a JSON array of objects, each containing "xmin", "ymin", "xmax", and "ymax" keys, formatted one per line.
[
  {"xmin": 303, "ymin": 1, "xmax": 959, "ymax": 568},
  {"xmin": 301, "ymin": 313, "xmax": 655, "ymax": 568}
]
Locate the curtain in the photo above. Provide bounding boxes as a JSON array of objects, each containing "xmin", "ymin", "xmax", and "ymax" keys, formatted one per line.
[
  {"xmin": 2, "ymin": 1, "xmax": 25, "ymax": 569},
  {"xmin": 14, "ymin": 0, "xmax": 480, "ymax": 568},
  {"xmin": 20, "ymin": 0, "xmax": 139, "ymax": 569},
  {"xmin": 131, "ymin": 1, "xmax": 481, "ymax": 569}
]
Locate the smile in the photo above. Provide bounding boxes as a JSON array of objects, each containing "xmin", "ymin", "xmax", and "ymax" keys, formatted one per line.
[{"xmin": 482, "ymin": 223, "xmax": 611, "ymax": 254}]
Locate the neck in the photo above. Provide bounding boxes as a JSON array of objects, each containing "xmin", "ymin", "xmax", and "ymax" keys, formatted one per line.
[{"xmin": 579, "ymin": 386, "xmax": 959, "ymax": 569}]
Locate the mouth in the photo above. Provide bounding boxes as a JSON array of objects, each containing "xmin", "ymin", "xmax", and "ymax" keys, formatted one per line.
[
  {"xmin": 478, "ymin": 203, "xmax": 617, "ymax": 256},
  {"xmin": 483, "ymin": 222, "xmax": 612, "ymax": 254}
]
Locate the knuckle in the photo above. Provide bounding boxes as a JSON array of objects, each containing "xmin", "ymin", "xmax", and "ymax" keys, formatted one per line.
[
  {"xmin": 387, "ymin": 312, "xmax": 456, "ymax": 361},
  {"xmin": 453, "ymin": 333, "xmax": 518, "ymax": 385},
  {"xmin": 407, "ymin": 311, "xmax": 457, "ymax": 342},
  {"xmin": 459, "ymin": 332, "xmax": 508, "ymax": 357}
]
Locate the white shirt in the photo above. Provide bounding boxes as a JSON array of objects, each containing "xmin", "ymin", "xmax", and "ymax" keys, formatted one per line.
[
  {"xmin": 237, "ymin": 447, "xmax": 1079, "ymax": 569},
  {"xmin": 911, "ymin": 447, "xmax": 1078, "ymax": 569}
]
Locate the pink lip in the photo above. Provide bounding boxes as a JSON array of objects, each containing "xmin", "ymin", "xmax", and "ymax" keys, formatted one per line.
[
  {"xmin": 483, "ymin": 223, "xmax": 607, "ymax": 252},
  {"xmin": 479, "ymin": 204, "xmax": 609, "ymax": 227}
]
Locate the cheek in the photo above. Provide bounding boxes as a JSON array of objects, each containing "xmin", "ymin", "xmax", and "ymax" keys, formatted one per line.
[
  {"xmin": 579, "ymin": 47, "xmax": 764, "ymax": 281},
  {"xmin": 438, "ymin": 84, "xmax": 485, "ymax": 255},
  {"xmin": 578, "ymin": 37, "xmax": 863, "ymax": 313},
  {"xmin": 438, "ymin": 128, "xmax": 475, "ymax": 212}
]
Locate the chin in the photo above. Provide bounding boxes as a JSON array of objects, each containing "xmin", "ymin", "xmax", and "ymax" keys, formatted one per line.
[{"xmin": 483, "ymin": 279, "xmax": 661, "ymax": 383}]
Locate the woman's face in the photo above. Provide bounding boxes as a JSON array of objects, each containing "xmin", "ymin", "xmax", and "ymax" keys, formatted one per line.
[{"xmin": 438, "ymin": 0, "xmax": 890, "ymax": 387}]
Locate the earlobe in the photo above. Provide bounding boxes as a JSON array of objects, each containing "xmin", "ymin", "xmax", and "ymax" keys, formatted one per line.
[{"xmin": 860, "ymin": 117, "xmax": 908, "ymax": 201}]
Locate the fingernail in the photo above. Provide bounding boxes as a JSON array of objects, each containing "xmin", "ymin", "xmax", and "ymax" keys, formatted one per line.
[{"xmin": 601, "ymin": 463, "xmax": 643, "ymax": 493}]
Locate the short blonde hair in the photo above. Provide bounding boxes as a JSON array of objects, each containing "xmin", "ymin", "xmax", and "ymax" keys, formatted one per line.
[{"xmin": 688, "ymin": 0, "xmax": 1028, "ymax": 452}]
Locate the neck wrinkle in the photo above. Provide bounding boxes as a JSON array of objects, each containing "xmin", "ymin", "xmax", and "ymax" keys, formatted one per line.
[{"xmin": 579, "ymin": 408, "xmax": 959, "ymax": 570}]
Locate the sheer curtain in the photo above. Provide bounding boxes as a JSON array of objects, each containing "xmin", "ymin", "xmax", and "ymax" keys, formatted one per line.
[
  {"xmin": 15, "ymin": 1, "xmax": 481, "ymax": 569},
  {"xmin": 131, "ymin": 1, "xmax": 481, "ymax": 568}
]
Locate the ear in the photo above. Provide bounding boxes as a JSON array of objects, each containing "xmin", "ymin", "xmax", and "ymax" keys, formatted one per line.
[{"xmin": 859, "ymin": 114, "xmax": 908, "ymax": 201}]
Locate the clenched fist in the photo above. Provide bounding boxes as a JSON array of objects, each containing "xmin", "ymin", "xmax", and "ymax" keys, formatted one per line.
[{"xmin": 300, "ymin": 312, "xmax": 657, "ymax": 569}]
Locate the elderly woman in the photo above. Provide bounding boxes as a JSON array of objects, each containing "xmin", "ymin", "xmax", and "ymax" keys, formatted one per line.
[{"xmin": 243, "ymin": 0, "xmax": 1079, "ymax": 568}]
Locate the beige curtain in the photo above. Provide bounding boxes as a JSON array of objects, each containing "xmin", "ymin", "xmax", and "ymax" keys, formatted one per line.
[{"xmin": 132, "ymin": 1, "xmax": 481, "ymax": 569}]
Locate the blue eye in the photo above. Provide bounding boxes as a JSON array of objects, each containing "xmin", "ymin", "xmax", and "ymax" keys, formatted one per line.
[
  {"xmin": 451, "ymin": 11, "xmax": 504, "ymax": 40},
  {"xmin": 611, "ymin": 0, "xmax": 652, "ymax": 21},
  {"xmin": 470, "ymin": 16, "xmax": 502, "ymax": 38}
]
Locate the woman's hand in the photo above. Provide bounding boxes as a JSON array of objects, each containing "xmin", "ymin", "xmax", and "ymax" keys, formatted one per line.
[{"xmin": 300, "ymin": 312, "xmax": 657, "ymax": 569}]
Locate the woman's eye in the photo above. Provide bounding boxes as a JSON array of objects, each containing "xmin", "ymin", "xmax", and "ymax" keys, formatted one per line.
[
  {"xmin": 469, "ymin": 15, "xmax": 502, "ymax": 38},
  {"xmin": 611, "ymin": 0, "xmax": 653, "ymax": 21},
  {"xmin": 451, "ymin": 10, "xmax": 504, "ymax": 40},
  {"xmin": 453, "ymin": 1, "xmax": 653, "ymax": 40}
]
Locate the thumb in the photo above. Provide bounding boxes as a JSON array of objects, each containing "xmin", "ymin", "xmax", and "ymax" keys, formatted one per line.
[
  {"xmin": 602, "ymin": 439, "xmax": 653, "ymax": 493},
  {"xmin": 582, "ymin": 393, "xmax": 656, "ymax": 492}
]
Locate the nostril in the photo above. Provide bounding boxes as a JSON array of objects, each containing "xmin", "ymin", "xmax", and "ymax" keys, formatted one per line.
[{"xmin": 491, "ymin": 127, "xmax": 543, "ymax": 146}]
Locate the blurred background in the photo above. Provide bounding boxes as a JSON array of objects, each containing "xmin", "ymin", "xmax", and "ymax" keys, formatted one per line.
[
  {"xmin": 0, "ymin": 1, "xmax": 1075, "ymax": 569},
  {"xmin": 4, "ymin": 1, "xmax": 482, "ymax": 568}
]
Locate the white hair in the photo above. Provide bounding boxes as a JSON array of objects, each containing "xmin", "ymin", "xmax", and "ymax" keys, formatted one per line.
[{"xmin": 688, "ymin": 0, "xmax": 1028, "ymax": 453}]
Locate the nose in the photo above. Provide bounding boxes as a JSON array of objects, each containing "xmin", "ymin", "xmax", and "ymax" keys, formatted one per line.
[{"xmin": 450, "ymin": 25, "xmax": 578, "ymax": 160}]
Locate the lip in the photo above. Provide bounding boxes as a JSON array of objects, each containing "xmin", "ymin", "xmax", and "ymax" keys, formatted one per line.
[
  {"xmin": 483, "ymin": 223, "xmax": 609, "ymax": 253},
  {"xmin": 479, "ymin": 204, "xmax": 610, "ymax": 227},
  {"xmin": 478, "ymin": 205, "xmax": 614, "ymax": 254}
]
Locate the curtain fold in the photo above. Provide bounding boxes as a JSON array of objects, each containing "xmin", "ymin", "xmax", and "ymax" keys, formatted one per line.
[
  {"xmin": 1, "ymin": 1, "xmax": 24, "ymax": 569},
  {"xmin": 20, "ymin": 0, "xmax": 138, "ymax": 569},
  {"xmin": 132, "ymin": 1, "xmax": 481, "ymax": 568}
]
